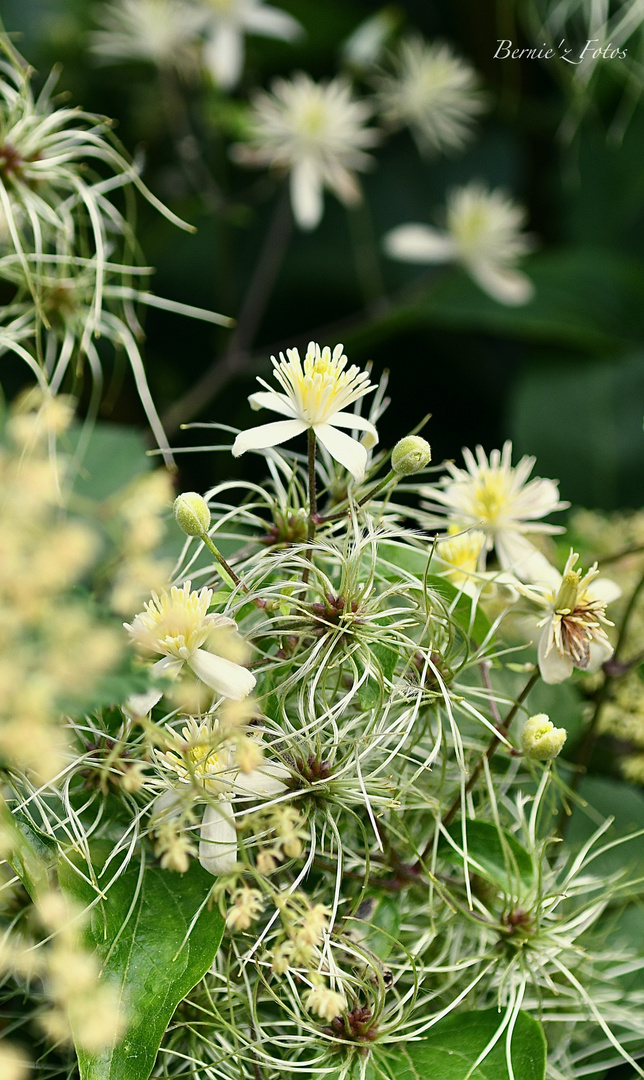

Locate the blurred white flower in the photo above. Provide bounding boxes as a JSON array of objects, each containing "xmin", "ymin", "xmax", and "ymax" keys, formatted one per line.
[
  {"xmin": 232, "ymin": 341, "xmax": 378, "ymax": 482},
  {"xmin": 124, "ymin": 581, "xmax": 255, "ymax": 714},
  {"xmin": 156, "ymin": 717, "xmax": 289, "ymax": 874},
  {"xmin": 421, "ymin": 441, "xmax": 568, "ymax": 582},
  {"xmin": 233, "ymin": 73, "xmax": 379, "ymax": 229},
  {"xmin": 374, "ymin": 37, "xmax": 487, "ymax": 155},
  {"xmin": 200, "ymin": 0, "xmax": 303, "ymax": 89},
  {"xmin": 91, "ymin": 0, "xmax": 206, "ymax": 71},
  {"xmin": 519, "ymin": 551, "xmax": 620, "ymax": 684},
  {"xmin": 384, "ymin": 181, "xmax": 535, "ymax": 305}
]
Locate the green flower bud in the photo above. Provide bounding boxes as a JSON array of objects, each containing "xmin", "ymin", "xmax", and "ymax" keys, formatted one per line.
[
  {"xmin": 174, "ymin": 492, "xmax": 211, "ymax": 537},
  {"xmin": 520, "ymin": 714, "xmax": 567, "ymax": 760},
  {"xmin": 391, "ymin": 435, "xmax": 431, "ymax": 475}
]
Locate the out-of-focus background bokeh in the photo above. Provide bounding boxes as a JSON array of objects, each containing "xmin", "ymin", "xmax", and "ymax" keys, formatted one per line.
[{"xmin": 3, "ymin": 0, "xmax": 644, "ymax": 507}]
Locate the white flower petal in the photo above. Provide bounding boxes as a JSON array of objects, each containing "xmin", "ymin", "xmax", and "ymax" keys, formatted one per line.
[
  {"xmin": 538, "ymin": 622, "xmax": 573, "ymax": 684},
  {"xmin": 495, "ymin": 531, "xmax": 559, "ymax": 585},
  {"xmin": 248, "ymin": 390, "xmax": 297, "ymax": 417},
  {"xmin": 203, "ymin": 25, "xmax": 244, "ymax": 88},
  {"xmin": 587, "ymin": 638, "xmax": 614, "ymax": 672},
  {"xmin": 589, "ymin": 578, "xmax": 622, "ymax": 605},
  {"xmin": 232, "ymin": 418, "xmax": 307, "ymax": 456},
  {"xmin": 233, "ymin": 761, "xmax": 290, "ymax": 797},
  {"xmin": 314, "ymin": 423, "xmax": 368, "ymax": 482},
  {"xmin": 291, "ymin": 160, "xmax": 324, "ymax": 230},
  {"xmin": 384, "ymin": 224, "xmax": 457, "ymax": 264},
  {"xmin": 244, "ymin": 5, "xmax": 302, "ymax": 41},
  {"xmin": 199, "ymin": 802, "xmax": 238, "ymax": 876},
  {"xmin": 151, "ymin": 789, "xmax": 183, "ymax": 819},
  {"xmin": 468, "ymin": 261, "xmax": 534, "ymax": 306},
  {"xmin": 124, "ymin": 656, "xmax": 184, "ymax": 717},
  {"xmin": 189, "ymin": 648, "xmax": 256, "ymax": 700},
  {"xmin": 325, "ymin": 410, "xmax": 379, "ymax": 449}
]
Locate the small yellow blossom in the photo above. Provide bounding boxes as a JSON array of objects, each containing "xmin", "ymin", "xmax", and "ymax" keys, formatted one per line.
[
  {"xmin": 0, "ymin": 1043, "xmax": 30, "ymax": 1080},
  {"xmin": 226, "ymin": 887, "xmax": 264, "ymax": 931},
  {"xmin": 304, "ymin": 980, "xmax": 347, "ymax": 1021},
  {"xmin": 435, "ymin": 527, "xmax": 486, "ymax": 594}
]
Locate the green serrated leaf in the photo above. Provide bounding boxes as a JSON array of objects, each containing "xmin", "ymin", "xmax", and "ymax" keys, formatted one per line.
[
  {"xmin": 374, "ymin": 1009, "xmax": 546, "ymax": 1080},
  {"xmin": 439, "ymin": 820, "xmax": 535, "ymax": 896},
  {"xmin": 59, "ymin": 845, "xmax": 225, "ymax": 1080}
]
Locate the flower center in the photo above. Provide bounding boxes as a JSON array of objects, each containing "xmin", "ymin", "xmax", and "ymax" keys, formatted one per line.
[
  {"xmin": 187, "ymin": 741, "xmax": 223, "ymax": 785},
  {"xmin": 272, "ymin": 344, "xmax": 372, "ymax": 426},
  {"xmin": 471, "ymin": 471, "xmax": 510, "ymax": 525},
  {"xmin": 554, "ymin": 570, "xmax": 581, "ymax": 614},
  {"xmin": 297, "ymin": 100, "xmax": 329, "ymax": 138}
]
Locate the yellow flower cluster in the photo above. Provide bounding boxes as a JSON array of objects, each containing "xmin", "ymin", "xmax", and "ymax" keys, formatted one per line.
[
  {"xmin": 108, "ymin": 469, "xmax": 174, "ymax": 616},
  {"xmin": 0, "ymin": 393, "xmax": 122, "ymax": 779},
  {"xmin": 0, "ymin": 879, "xmax": 125, "ymax": 1060}
]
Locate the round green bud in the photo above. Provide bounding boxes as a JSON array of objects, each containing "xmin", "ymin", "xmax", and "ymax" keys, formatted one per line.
[
  {"xmin": 174, "ymin": 492, "xmax": 211, "ymax": 537},
  {"xmin": 391, "ymin": 436, "xmax": 431, "ymax": 476},
  {"xmin": 520, "ymin": 714, "xmax": 567, "ymax": 761}
]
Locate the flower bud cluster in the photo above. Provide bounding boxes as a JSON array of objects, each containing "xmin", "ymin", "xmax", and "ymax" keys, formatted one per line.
[
  {"xmin": 270, "ymin": 896, "xmax": 331, "ymax": 975},
  {"xmin": 247, "ymin": 805, "xmax": 308, "ymax": 875},
  {"xmin": 226, "ymin": 887, "xmax": 265, "ymax": 931},
  {"xmin": 0, "ymin": 392, "xmax": 123, "ymax": 779}
]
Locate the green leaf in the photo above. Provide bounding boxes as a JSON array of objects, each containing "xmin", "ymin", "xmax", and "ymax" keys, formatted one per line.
[
  {"xmin": 354, "ymin": 896, "xmax": 400, "ymax": 961},
  {"xmin": 3, "ymin": 805, "xmax": 57, "ymax": 899},
  {"xmin": 69, "ymin": 422, "xmax": 152, "ymax": 500},
  {"xmin": 509, "ymin": 351, "xmax": 644, "ymax": 508},
  {"xmin": 359, "ymin": 636, "xmax": 399, "ymax": 709},
  {"xmin": 439, "ymin": 820, "xmax": 535, "ymax": 896},
  {"xmin": 424, "ymin": 574, "xmax": 491, "ymax": 648},
  {"xmin": 373, "ymin": 541, "xmax": 431, "ymax": 583},
  {"xmin": 347, "ymin": 247, "xmax": 644, "ymax": 354},
  {"xmin": 59, "ymin": 845, "xmax": 225, "ymax": 1080},
  {"xmin": 374, "ymin": 1009, "xmax": 546, "ymax": 1080}
]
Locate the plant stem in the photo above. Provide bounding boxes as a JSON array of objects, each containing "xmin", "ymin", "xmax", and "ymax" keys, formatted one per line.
[
  {"xmin": 201, "ymin": 534, "xmax": 243, "ymax": 590},
  {"xmin": 307, "ymin": 428, "xmax": 317, "ymax": 539},
  {"xmin": 162, "ymin": 185, "xmax": 293, "ymax": 435},
  {"xmin": 438, "ymin": 669, "xmax": 538, "ymax": 838},
  {"xmin": 318, "ymin": 470, "xmax": 398, "ymax": 523}
]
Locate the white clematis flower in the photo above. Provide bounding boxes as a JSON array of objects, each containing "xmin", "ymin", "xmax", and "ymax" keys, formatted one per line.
[
  {"xmin": 374, "ymin": 37, "xmax": 487, "ymax": 155},
  {"xmin": 156, "ymin": 718, "xmax": 290, "ymax": 875},
  {"xmin": 518, "ymin": 551, "xmax": 621, "ymax": 685},
  {"xmin": 384, "ymin": 181, "xmax": 535, "ymax": 305},
  {"xmin": 91, "ymin": 0, "xmax": 207, "ymax": 72},
  {"xmin": 232, "ymin": 341, "xmax": 378, "ymax": 483},
  {"xmin": 421, "ymin": 441, "xmax": 568, "ymax": 583},
  {"xmin": 124, "ymin": 581, "xmax": 255, "ymax": 715},
  {"xmin": 233, "ymin": 73, "xmax": 379, "ymax": 229},
  {"xmin": 200, "ymin": 0, "xmax": 303, "ymax": 89}
]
